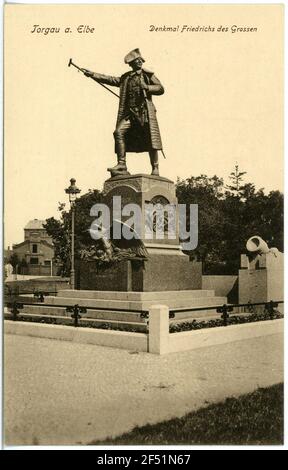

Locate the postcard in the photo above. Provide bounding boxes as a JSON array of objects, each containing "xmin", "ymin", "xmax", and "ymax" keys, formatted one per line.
[{"xmin": 3, "ymin": 3, "xmax": 284, "ymax": 449}]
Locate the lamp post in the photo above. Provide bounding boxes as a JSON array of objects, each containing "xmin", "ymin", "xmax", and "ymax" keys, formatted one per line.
[{"xmin": 65, "ymin": 178, "xmax": 81, "ymax": 289}]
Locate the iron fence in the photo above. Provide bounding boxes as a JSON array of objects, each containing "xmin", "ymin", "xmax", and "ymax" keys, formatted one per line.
[
  {"xmin": 4, "ymin": 298, "xmax": 149, "ymax": 331},
  {"xmin": 169, "ymin": 300, "xmax": 284, "ymax": 327},
  {"xmin": 4, "ymin": 296, "xmax": 284, "ymax": 330}
]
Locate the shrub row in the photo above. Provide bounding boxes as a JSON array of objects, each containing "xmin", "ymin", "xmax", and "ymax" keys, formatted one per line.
[
  {"xmin": 170, "ymin": 311, "xmax": 283, "ymax": 333},
  {"xmin": 4, "ymin": 309, "xmax": 283, "ymax": 334}
]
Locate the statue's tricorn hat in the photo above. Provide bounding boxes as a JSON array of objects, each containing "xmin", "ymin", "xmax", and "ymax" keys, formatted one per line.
[{"xmin": 124, "ymin": 48, "xmax": 145, "ymax": 64}]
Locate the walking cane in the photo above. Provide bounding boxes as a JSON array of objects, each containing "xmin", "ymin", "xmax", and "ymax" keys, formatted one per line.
[{"xmin": 68, "ymin": 58, "xmax": 120, "ymax": 99}]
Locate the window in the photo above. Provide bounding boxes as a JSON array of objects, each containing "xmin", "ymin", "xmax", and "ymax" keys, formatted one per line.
[
  {"xmin": 32, "ymin": 244, "xmax": 38, "ymax": 253},
  {"xmin": 30, "ymin": 257, "xmax": 39, "ymax": 265}
]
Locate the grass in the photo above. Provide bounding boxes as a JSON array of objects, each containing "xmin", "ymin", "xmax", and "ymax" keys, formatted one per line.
[{"xmin": 90, "ymin": 383, "xmax": 284, "ymax": 446}]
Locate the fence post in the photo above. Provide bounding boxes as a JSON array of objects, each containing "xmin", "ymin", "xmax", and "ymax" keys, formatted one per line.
[
  {"xmin": 148, "ymin": 305, "xmax": 169, "ymax": 355},
  {"xmin": 265, "ymin": 300, "xmax": 278, "ymax": 319}
]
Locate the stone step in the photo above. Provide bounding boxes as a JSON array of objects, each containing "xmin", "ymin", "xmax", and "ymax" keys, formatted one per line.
[
  {"xmin": 44, "ymin": 295, "xmax": 227, "ymax": 310},
  {"xmin": 21, "ymin": 305, "xmax": 146, "ymax": 323},
  {"xmin": 18, "ymin": 310, "xmax": 146, "ymax": 333},
  {"xmin": 21, "ymin": 303, "xmax": 219, "ymax": 322},
  {"xmin": 172, "ymin": 309, "xmax": 221, "ymax": 320},
  {"xmin": 57, "ymin": 289, "xmax": 216, "ymax": 301},
  {"xmin": 171, "ymin": 311, "xmax": 254, "ymax": 324}
]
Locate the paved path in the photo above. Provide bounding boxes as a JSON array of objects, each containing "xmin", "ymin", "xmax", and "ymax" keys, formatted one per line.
[{"xmin": 4, "ymin": 331, "xmax": 283, "ymax": 446}]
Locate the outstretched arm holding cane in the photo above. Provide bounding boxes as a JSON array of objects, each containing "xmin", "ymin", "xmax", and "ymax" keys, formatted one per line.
[{"xmin": 68, "ymin": 58, "xmax": 120, "ymax": 98}]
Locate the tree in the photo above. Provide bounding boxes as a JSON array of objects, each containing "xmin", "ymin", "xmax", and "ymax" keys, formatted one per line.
[
  {"xmin": 18, "ymin": 258, "xmax": 28, "ymax": 274},
  {"xmin": 9, "ymin": 253, "xmax": 20, "ymax": 272},
  {"xmin": 218, "ymin": 187, "xmax": 283, "ymax": 274},
  {"xmin": 176, "ymin": 175, "xmax": 226, "ymax": 272},
  {"xmin": 44, "ymin": 189, "xmax": 103, "ymax": 276},
  {"xmin": 225, "ymin": 163, "xmax": 247, "ymax": 198},
  {"xmin": 176, "ymin": 171, "xmax": 283, "ymax": 274}
]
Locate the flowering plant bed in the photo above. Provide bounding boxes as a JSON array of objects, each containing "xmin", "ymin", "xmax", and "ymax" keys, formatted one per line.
[
  {"xmin": 170, "ymin": 311, "xmax": 283, "ymax": 333},
  {"xmin": 4, "ymin": 313, "xmax": 143, "ymax": 333}
]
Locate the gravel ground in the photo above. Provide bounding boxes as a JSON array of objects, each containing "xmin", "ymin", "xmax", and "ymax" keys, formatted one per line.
[{"xmin": 4, "ymin": 331, "xmax": 283, "ymax": 446}]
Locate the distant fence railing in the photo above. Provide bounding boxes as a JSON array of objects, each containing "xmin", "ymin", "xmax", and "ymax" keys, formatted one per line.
[
  {"xmin": 169, "ymin": 301, "xmax": 284, "ymax": 326},
  {"xmin": 4, "ymin": 289, "xmax": 58, "ymax": 305}
]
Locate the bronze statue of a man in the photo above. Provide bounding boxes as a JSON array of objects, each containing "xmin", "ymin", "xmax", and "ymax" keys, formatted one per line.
[{"xmin": 83, "ymin": 49, "xmax": 164, "ymax": 177}]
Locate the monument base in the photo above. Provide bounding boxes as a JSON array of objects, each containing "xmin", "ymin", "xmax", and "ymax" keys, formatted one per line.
[
  {"xmin": 76, "ymin": 255, "xmax": 202, "ymax": 292},
  {"xmin": 79, "ymin": 173, "xmax": 201, "ymax": 293}
]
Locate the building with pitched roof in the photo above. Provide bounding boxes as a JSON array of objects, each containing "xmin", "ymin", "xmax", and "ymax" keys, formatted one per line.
[{"xmin": 12, "ymin": 219, "xmax": 57, "ymax": 275}]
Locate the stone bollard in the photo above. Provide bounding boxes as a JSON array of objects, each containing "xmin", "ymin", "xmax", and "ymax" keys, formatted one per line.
[{"xmin": 148, "ymin": 305, "xmax": 169, "ymax": 355}]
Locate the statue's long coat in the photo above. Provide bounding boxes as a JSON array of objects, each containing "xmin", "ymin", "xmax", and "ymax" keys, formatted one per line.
[{"xmin": 91, "ymin": 69, "xmax": 164, "ymax": 153}]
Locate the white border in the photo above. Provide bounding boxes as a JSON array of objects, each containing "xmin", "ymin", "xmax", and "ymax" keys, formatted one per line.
[{"xmin": 1, "ymin": 0, "xmax": 286, "ymax": 452}]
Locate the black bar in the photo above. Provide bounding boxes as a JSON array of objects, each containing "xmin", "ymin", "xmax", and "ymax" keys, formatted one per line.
[
  {"xmin": 4, "ymin": 312, "xmax": 148, "ymax": 333},
  {"xmin": 170, "ymin": 300, "xmax": 284, "ymax": 314},
  {"xmin": 7, "ymin": 291, "xmax": 58, "ymax": 295},
  {"xmin": 5, "ymin": 300, "xmax": 149, "ymax": 315},
  {"xmin": 4, "ymin": 299, "xmax": 283, "ymax": 317}
]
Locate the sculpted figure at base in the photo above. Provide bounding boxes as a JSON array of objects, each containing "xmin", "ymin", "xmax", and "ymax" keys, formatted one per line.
[
  {"xmin": 80, "ymin": 221, "xmax": 148, "ymax": 268},
  {"xmin": 83, "ymin": 48, "xmax": 164, "ymax": 177}
]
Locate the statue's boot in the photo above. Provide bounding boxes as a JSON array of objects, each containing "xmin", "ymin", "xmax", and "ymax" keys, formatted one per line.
[
  {"xmin": 108, "ymin": 161, "xmax": 127, "ymax": 172},
  {"xmin": 151, "ymin": 163, "xmax": 159, "ymax": 176},
  {"xmin": 149, "ymin": 150, "xmax": 159, "ymax": 176},
  {"xmin": 108, "ymin": 156, "xmax": 130, "ymax": 177}
]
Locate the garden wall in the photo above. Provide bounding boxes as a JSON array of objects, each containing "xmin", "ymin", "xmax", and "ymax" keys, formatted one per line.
[{"xmin": 202, "ymin": 275, "xmax": 238, "ymax": 303}]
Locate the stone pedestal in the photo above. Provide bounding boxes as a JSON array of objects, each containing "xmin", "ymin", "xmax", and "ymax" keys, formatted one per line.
[
  {"xmin": 77, "ymin": 255, "xmax": 201, "ymax": 292},
  {"xmin": 103, "ymin": 173, "xmax": 180, "ymax": 249},
  {"xmin": 77, "ymin": 174, "xmax": 202, "ymax": 292},
  {"xmin": 239, "ymin": 250, "xmax": 284, "ymax": 307}
]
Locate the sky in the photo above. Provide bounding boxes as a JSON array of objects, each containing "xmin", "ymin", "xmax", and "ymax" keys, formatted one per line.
[{"xmin": 4, "ymin": 3, "xmax": 284, "ymax": 246}]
